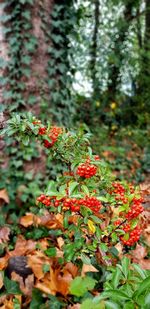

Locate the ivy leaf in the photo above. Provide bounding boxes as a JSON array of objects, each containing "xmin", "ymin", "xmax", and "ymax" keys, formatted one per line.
[
  {"xmin": 69, "ymin": 276, "xmax": 97, "ymax": 297},
  {"xmin": 4, "ymin": 277, "xmax": 22, "ymax": 295}
]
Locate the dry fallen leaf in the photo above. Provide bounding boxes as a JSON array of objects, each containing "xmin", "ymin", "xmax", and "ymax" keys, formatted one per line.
[
  {"xmin": 0, "ymin": 272, "xmax": 3, "ymax": 289},
  {"xmin": 9, "ymin": 235, "xmax": 36, "ymax": 257},
  {"xmin": 0, "ymin": 227, "xmax": 10, "ymax": 243},
  {"xmin": 27, "ymin": 252, "xmax": 52, "ymax": 280},
  {"xmin": 11, "ymin": 271, "xmax": 34, "ymax": 296},
  {"xmin": 35, "ymin": 262, "xmax": 77, "ymax": 296},
  {"xmin": 131, "ymin": 244, "xmax": 150, "ymax": 270},
  {"xmin": 19, "ymin": 213, "xmax": 35, "ymax": 227},
  {"xmin": 0, "ymin": 255, "xmax": 9, "ymax": 270},
  {"xmin": 81, "ymin": 264, "xmax": 98, "ymax": 277},
  {"xmin": 0, "ymin": 189, "xmax": 9, "ymax": 204}
]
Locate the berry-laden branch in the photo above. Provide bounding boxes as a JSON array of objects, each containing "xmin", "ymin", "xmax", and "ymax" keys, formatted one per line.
[{"xmin": 2, "ymin": 113, "xmax": 144, "ymax": 263}]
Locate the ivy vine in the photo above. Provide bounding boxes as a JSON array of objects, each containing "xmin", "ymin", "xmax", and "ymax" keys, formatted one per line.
[
  {"xmin": 39, "ymin": 0, "xmax": 78, "ymax": 126},
  {"xmin": 0, "ymin": 0, "xmax": 37, "ymax": 111}
]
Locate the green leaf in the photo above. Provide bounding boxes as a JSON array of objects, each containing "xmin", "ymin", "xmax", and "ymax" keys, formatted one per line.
[
  {"xmin": 30, "ymin": 289, "xmax": 43, "ymax": 309},
  {"xmin": 130, "ymin": 218, "xmax": 138, "ymax": 229},
  {"xmin": 81, "ymin": 299, "xmax": 105, "ymax": 309},
  {"xmin": 112, "ymin": 267, "xmax": 122, "ymax": 289},
  {"xmin": 80, "ymin": 253, "xmax": 91, "ymax": 265},
  {"xmin": 105, "ymin": 300, "xmax": 120, "ymax": 309},
  {"xmin": 68, "ymin": 181, "xmax": 79, "ymax": 195},
  {"xmin": 22, "ymin": 135, "xmax": 29, "ymax": 146},
  {"xmin": 46, "ymin": 181, "xmax": 58, "ymax": 196},
  {"xmin": 122, "ymin": 301, "xmax": 134, "ymax": 309},
  {"xmin": 42, "ymin": 264, "xmax": 50, "ymax": 273},
  {"xmin": 132, "ymin": 263, "xmax": 147, "ymax": 279},
  {"xmin": 45, "ymin": 247, "xmax": 56, "ymax": 257},
  {"xmin": 4, "ymin": 277, "xmax": 22, "ymax": 295},
  {"xmin": 95, "ymin": 290, "xmax": 130, "ymax": 302},
  {"xmin": 70, "ymin": 276, "xmax": 97, "ymax": 297},
  {"xmin": 99, "ymin": 243, "xmax": 108, "ymax": 252},
  {"xmin": 13, "ymin": 298, "xmax": 21, "ymax": 309},
  {"xmin": 89, "ymin": 215, "xmax": 102, "ymax": 224},
  {"xmin": 81, "ymin": 185, "xmax": 89, "ymax": 196},
  {"xmin": 133, "ymin": 275, "xmax": 150, "ymax": 300},
  {"xmin": 121, "ymin": 257, "xmax": 130, "ymax": 279}
]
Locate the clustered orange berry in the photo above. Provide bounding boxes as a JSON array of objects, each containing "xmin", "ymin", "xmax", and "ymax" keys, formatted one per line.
[
  {"xmin": 37, "ymin": 194, "xmax": 51, "ymax": 206},
  {"xmin": 63, "ymin": 196, "xmax": 102, "ymax": 213},
  {"xmin": 37, "ymin": 194, "xmax": 102, "ymax": 213},
  {"xmin": 120, "ymin": 226, "xmax": 142, "ymax": 246},
  {"xmin": 43, "ymin": 126, "xmax": 62, "ymax": 148},
  {"xmin": 77, "ymin": 160, "xmax": 97, "ymax": 178},
  {"xmin": 125, "ymin": 197, "xmax": 144, "ymax": 219},
  {"xmin": 38, "ymin": 127, "xmax": 46, "ymax": 135}
]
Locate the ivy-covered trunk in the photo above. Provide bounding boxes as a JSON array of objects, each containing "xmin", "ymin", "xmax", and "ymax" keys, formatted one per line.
[{"xmin": 0, "ymin": 0, "xmax": 76, "ymax": 125}]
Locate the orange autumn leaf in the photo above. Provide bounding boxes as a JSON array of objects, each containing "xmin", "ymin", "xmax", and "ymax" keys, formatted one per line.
[
  {"xmin": 27, "ymin": 253, "xmax": 52, "ymax": 280},
  {"xmin": 0, "ymin": 189, "xmax": 9, "ymax": 204},
  {"xmin": 35, "ymin": 262, "xmax": 77, "ymax": 296},
  {"xmin": 19, "ymin": 213, "xmax": 35, "ymax": 227},
  {"xmin": 0, "ymin": 255, "xmax": 9, "ymax": 270},
  {"xmin": 64, "ymin": 262, "xmax": 78, "ymax": 278},
  {"xmin": 36, "ymin": 267, "xmax": 73, "ymax": 296},
  {"xmin": 39, "ymin": 213, "xmax": 63, "ymax": 229}
]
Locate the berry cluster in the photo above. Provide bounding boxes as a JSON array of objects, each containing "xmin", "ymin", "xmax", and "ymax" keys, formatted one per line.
[
  {"xmin": 112, "ymin": 182, "xmax": 125, "ymax": 195},
  {"xmin": 37, "ymin": 194, "xmax": 61, "ymax": 207},
  {"xmin": 44, "ymin": 126, "xmax": 62, "ymax": 148},
  {"xmin": 63, "ymin": 196, "xmax": 101, "ymax": 213},
  {"xmin": 83, "ymin": 196, "xmax": 102, "ymax": 212},
  {"xmin": 77, "ymin": 163, "xmax": 97, "ymax": 178},
  {"xmin": 38, "ymin": 127, "xmax": 46, "ymax": 135},
  {"xmin": 120, "ymin": 226, "xmax": 142, "ymax": 246},
  {"xmin": 110, "ymin": 182, "xmax": 128, "ymax": 204},
  {"xmin": 37, "ymin": 194, "xmax": 51, "ymax": 206},
  {"xmin": 125, "ymin": 197, "xmax": 144, "ymax": 219}
]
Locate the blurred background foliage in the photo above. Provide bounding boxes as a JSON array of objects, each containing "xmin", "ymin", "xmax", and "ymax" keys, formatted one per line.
[{"xmin": 0, "ymin": 0, "xmax": 150, "ymax": 211}]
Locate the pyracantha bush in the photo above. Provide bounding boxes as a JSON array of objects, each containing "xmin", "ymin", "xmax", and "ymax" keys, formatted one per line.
[
  {"xmin": 0, "ymin": 113, "xmax": 146, "ymax": 307},
  {"xmin": 4, "ymin": 114, "xmax": 144, "ymax": 252}
]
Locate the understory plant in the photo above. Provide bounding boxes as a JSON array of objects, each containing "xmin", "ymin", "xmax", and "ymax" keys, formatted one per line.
[{"xmin": 0, "ymin": 113, "xmax": 149, "ymax": 308}]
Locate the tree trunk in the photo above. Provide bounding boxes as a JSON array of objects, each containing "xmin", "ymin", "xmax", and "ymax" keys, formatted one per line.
[
  {"xmin": 107, "ymin": 1, "xmax": 134, "ymax": 101},
  {"xmin": 90, "ymin": 0, "xmax": 100, "ymax": 98}
]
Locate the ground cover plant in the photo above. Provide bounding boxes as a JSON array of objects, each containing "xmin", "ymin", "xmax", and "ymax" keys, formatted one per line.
[{"xmin": 0, "ymin": 113, "xmax": 149, "ymax": 308}]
